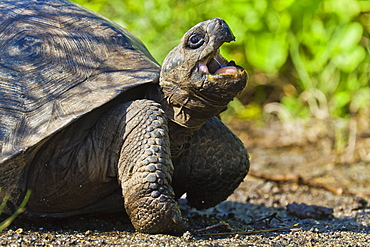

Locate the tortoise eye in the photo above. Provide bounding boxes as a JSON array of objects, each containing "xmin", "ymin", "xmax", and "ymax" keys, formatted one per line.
[{"xmin": 187, "ymin": 34, "xmax": 204, "ymax": 49}]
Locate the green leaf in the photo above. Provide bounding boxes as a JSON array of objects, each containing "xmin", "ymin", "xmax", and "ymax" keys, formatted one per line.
[
  {"xmin": 337, "ymin": 22, "xmax": 364, "ymax": 52},
  {"xmin": 333, "ymin": 46, "xmax": 366, "ymax": 72}
]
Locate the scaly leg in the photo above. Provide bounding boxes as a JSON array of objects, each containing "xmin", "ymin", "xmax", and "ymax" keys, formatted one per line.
[
  {"xmin": 117, "ymin": 99, "xmax": 184, "ymax": 233},
  {"xmin": 27, "ymin": 99, "xmax": 184, "ymax": 233},
  {"xmin": 172, "ymin": 116, "xmax": 249, "ymax": 209}
]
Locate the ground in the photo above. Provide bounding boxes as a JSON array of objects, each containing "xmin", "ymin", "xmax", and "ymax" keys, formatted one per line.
[{"xmin": 1, "ymin": 119, "xmax": 369, "ymax": 246}]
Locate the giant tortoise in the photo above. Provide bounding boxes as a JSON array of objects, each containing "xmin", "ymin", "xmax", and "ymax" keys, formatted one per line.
[{"xmin": 0, "ymin": 0, "xmax": 249, "ymax": 233}]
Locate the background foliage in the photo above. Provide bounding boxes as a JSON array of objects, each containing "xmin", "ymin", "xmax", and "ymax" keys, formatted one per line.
[{"xmin": 73, "ymin": 0, "xmax": 369, "ymax": 122}]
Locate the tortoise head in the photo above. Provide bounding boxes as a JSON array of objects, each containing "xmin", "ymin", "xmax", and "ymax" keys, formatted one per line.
[{"xmin": 159, "ymin": 18, "xmax": 248, "ymax": 129}]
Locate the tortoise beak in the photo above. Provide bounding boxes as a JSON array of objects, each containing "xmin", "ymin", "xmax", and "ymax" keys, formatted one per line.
[
  {"xmin": 207, "ymin": 18, "xmax": 235, "ymax": 44},
  {"xmin": 220, "ymin": 19, "xmax": 235, "ymax": 43}
]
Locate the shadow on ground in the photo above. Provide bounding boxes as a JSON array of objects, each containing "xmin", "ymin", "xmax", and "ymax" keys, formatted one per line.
[{"xmin": 1, "ymin": 119, "xmax": 369, "ymax": 246}]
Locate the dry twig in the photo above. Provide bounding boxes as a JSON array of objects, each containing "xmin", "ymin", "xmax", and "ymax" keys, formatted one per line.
[
  {"xmin": 196, "ymin": 222, "xmax": 231, "ymax": 232},
  {"xmin": 248, "ymin": 170, "xmax": 369, "ymax": 198}
]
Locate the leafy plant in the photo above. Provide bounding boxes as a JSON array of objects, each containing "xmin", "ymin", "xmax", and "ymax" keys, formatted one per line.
[{"xmin": 72, "ymin": 0, "xmax": 369, "ymax": 122}]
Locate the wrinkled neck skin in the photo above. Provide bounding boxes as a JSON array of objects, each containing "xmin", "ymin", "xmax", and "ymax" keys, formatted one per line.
[
  {"xmin": 160, "ymin": 80, "xmax": 228, "ymax": 130},
  {"xmin": 145, "ymin": 84, "xmax": 201, "ymax": 157},
  {"xmin": 146, "ymin": 81, "xmax": 230, "ymax": 158}
]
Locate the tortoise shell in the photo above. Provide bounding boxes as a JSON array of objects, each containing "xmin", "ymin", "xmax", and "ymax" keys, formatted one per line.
[
  {"xmin": 0, "ymin": 0, "xmax": 159, "ymax": 203},
  {"xmin": 0, "ymin": 0, "xmax": 160, "ymax": 162}
]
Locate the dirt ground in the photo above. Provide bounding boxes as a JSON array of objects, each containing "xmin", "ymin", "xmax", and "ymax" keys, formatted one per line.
[{"xmin": 1, "ymin": 119, "xmax": 369, "ymax": 246}]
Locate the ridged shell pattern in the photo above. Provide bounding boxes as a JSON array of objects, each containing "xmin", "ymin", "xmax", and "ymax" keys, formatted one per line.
[{"xmin": 0, "ymin": 0, "xmax": 159, "ymax": 162}]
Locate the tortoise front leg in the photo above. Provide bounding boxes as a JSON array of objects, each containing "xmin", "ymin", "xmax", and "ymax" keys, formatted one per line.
[
  {"xmin": 172, "ymin": 116, "xmax": 250, "ymax": 209},
  {"xmin": 117, "ymin": 99, "xmax": 184, "ymax": 234}
]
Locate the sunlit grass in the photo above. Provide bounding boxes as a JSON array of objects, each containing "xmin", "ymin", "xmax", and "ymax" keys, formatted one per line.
[{"xmin": 0, "ymin": 189, "xmax": 31, "ymax": 232}]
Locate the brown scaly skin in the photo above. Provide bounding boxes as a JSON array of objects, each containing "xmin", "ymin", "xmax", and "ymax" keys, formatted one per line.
[
  {"xmin": 115, "ymin": 18, "xmax": 248, "ymax": 233},
  {"xmin": 135, "ymin": 18, "xmax": 249, "ymax": 232},
  {"xmin": 22, "ymin": 18, "xmax": 248, "ymax": 234}
]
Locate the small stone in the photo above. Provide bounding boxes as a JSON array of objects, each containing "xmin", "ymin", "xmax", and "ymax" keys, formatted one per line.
[{"xmin": 182, "ymin": 231, "xmax": 193, "ymax": 241}]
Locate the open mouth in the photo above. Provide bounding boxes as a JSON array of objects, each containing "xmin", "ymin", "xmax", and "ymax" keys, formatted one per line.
[{"xmin": 197, "ymin": 49, "xmax": 245, "ymax": 78}]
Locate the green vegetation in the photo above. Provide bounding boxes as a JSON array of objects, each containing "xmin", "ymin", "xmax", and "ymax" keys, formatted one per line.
[
  {"xmin": 73, "ymin": 0, "xmax": 369, "ymax": 122},
  {"xmin": 0, "ymin": 189, "xmax": 31, "ymax": 231}
]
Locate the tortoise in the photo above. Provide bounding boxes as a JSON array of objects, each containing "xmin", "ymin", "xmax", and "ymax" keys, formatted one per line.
[{"xmin": 0, "ymin": 0, "xmax": 249, "ymax": 234}]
